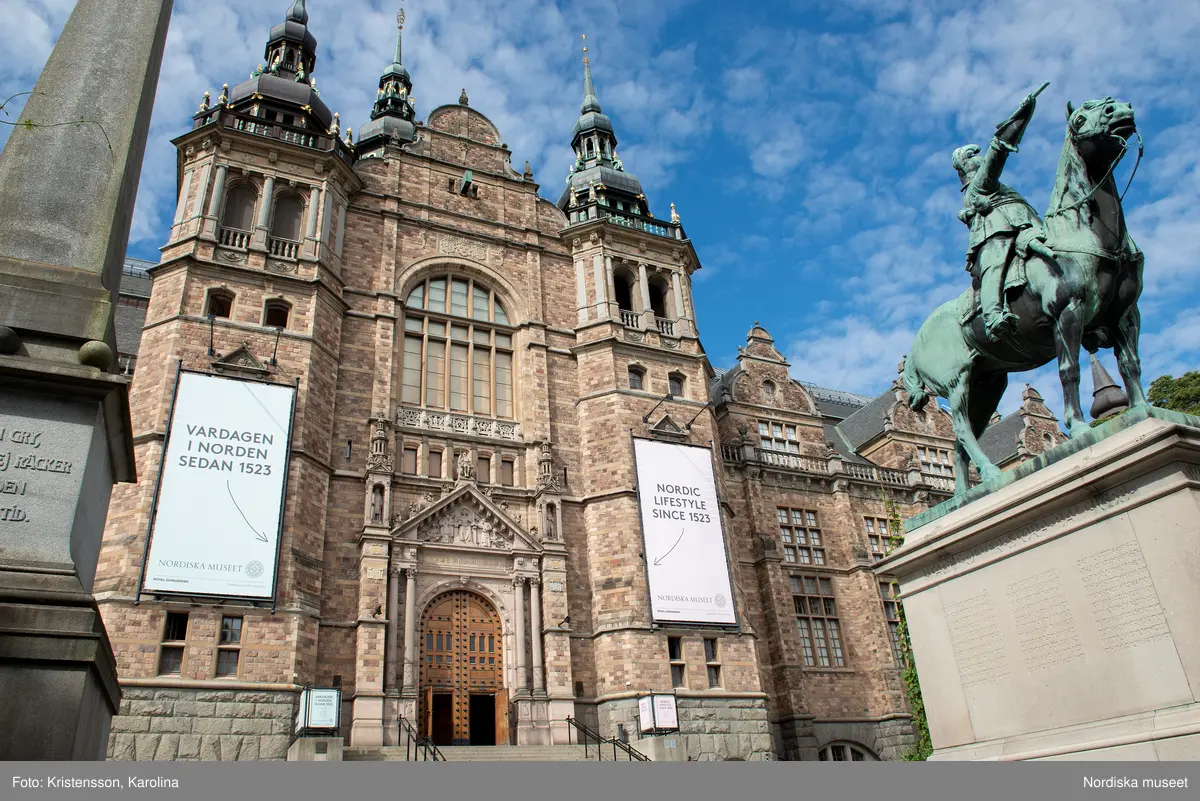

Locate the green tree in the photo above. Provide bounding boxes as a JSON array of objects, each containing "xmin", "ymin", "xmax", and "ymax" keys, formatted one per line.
[
  {"xmin": 1148, "ymin": 372, "xmax": 1200, "ymax": 416},
  {"xmin": 882, "ymin": 493, "xmax": 933, "ymax": 761}
]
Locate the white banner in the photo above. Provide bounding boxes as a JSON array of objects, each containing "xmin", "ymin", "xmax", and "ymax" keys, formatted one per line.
[
  {"xmin": 296, "ymin": 689, "xmax": 341, "ymax": 731},
  {"xmin": 142, "ymin": 372, "xmax": 295, "ymax": 599},
  {"xmin": 633, "ymin": 439, "xmax": 736, "ymax": 624},
  {"xmin": 653, "ymin": 694, "xmax": 679, "ymax": 730},
  {"xmin": 638, "ymin": 696, "xmax": 654, "ymax": 733}
]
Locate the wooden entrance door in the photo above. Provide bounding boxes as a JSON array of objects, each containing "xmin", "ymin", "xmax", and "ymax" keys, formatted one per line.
[{"xmin": 419, "ymin": 590, "xmax": 505, "ymax": 745}]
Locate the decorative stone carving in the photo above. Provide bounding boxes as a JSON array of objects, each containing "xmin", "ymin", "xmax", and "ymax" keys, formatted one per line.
[
  {"xmin": 625, "ymin": 330, "xmax": 644, "ymax": 343},
  {"xmin": 417, "ymin": 504, "xmax": 512, "ymax": 549},
  {"xmin": 396, "ymin": 406, "xmax": 522, "ymax": 442},
  {"xmin": 536, "ymin": 442, "xmax": 562, "ymax": 494},
  {"xmin": 456, "ymin": 452, "xmax": 475, "ymax": 481},
  {"xmin": 366, "ymin": 419, "xmax": 393, "ymax": 473},
  {"xmin": 216, "ymin": 248, "xmax": 248, "ymax": 264},
  {"xmin": 265, "ymin": 259, "xmax": 298, "ymax": 274},
  {"xmin": 438, "ymin": 234, "xmax": 488, "ymax": 262}
]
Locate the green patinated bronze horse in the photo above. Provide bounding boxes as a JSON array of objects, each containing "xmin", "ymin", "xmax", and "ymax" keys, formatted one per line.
[{"xmin": 902, "ymin": 96, "xmax": 1145, "ymax": 495}]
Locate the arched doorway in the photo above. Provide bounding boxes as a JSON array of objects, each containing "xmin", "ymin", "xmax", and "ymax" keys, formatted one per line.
[{"xmin": 419, "ymin": 590, "xmax": 507, "ymax": 746}]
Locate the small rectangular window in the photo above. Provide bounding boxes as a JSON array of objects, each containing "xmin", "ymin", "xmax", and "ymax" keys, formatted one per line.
[
  {"xmin": 500, "ymin": 459, "xmax": 515, "ymax": 486},
  {"xmin": 706, "ymin": 665, "xmax": 721, "ymax": 687},
  {"xmin": 704, "ymin": 638, "xmax": 718, "ymax": 663},
  {"xmin": 477, "ymin": 456, "xmax": 491, "ymax": 484},
  {"xmin": 164, "ymin": 612, "xmax": 188, "ymax": 642},
  {"xmin": 428, "ymin": 450, "xmax": 443, "ymax": 478},
  {"xmin": 158, "ymin": 645, "xmax": 184, "ymax": 675},
  {"xmin": 216, "ymin": 648, "xmax": 239, "ymax": 677},
  {"xmin": 403, "ymin": 447, "xmax": 418, "ymax": 475},
  {"xmin": 671, "ymin": 664, "xmax": 686, "ymax": 687},
  {"xmin": 667, "ymin": 636, "xmax": 682, "ymax": 661},
  {"xmin": 219, "ymin": 616, "xmax": 242, "ymax": 644},
  {"xmin": 628, "ymin": 368, "xmax": 644, "ymax": 390}
]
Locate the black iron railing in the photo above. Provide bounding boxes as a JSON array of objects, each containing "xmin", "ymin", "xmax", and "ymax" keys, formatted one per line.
[
  {"xmin": 565, "ymin": 717, "xmax": 649, "ymax": 761},
  {"xmin": 399, "ymin": 716, "xmax": 444, "ymax": 761}
]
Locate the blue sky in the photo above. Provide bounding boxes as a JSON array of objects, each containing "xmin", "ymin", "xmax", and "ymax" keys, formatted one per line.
[{"xmin": 3, "ymin": 0, "xmax": 1197, "ymax": 418}]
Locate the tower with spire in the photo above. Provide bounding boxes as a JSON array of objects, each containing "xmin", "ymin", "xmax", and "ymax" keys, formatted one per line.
[{"xmin": 356, "ymin": 8, "xmax": 417, "ymax": 156}]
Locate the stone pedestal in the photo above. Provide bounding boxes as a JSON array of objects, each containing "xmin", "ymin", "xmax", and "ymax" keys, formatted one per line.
[{"xmin": 879, "ymin": 407, "xmax": 1200, "ymax": 761}]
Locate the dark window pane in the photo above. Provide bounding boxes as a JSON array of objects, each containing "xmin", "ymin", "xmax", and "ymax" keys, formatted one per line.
[
  {"xmin": 164, "ymin": 612, "xmax": 188, "ymax": 642},
  {"xmin": 671, "ymin": 664, "xmax": 685, "ymax": 687},
  {"xmin": 158, "ymin": 645, "xmax": 183, "ymax": 675},
  {"xmin": 220, "ymin": 616, "xmax": 242, "ymax": 644},
  {"xmin": 216, "ymin": 649, "xmax": 239, "ymax": 677},
  {"xmin": 667, "ymin": 636, "xmax": 682, "ymax": 661}
]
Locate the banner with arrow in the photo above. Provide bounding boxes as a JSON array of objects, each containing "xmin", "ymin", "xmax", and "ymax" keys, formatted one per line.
[
  {"xmin": 141, "ymin": 371, "xmax": 297, "ymax": 600},
  {"xmin": 633, "ymin": 438, "xmax": 737, "ymax": 625}
]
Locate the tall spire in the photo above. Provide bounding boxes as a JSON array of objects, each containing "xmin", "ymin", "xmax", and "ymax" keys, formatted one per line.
[
  {"xmin": 356, "ymin": 7, "xmax": 417, "ymax": 154},
  {"xmin": 287, "ymin": 0, "xmax": 309, "ymax": 24},
  {"xmin": 581, "ymin": 34, "xmax": 601, "ymax": 114}
]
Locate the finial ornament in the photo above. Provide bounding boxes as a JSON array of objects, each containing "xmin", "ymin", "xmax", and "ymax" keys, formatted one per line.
[
  {"xmin": 330, "ymin": 112, "xmax": 341, "ymax": 135},
  {"xmin": 199, "ymin": 90, "xmax": 211, "ymax": 113},
  {"xmin": 670, "ymin": 202, "xmax": 680, "ymax": 224},
  {"xmin": 218, "ymin": 84, "xmax": 229, "ymax": 106},
  {"xmin": 459, "ymin": 88, "xmax": 469, "ymax": 106},
  {"xmin": 345, "ymin": 127, "xmax": 354, "ymax": 146},
  {"xmin": 397, "ymin": 8, "xmax": 405, "ymax": 28}
]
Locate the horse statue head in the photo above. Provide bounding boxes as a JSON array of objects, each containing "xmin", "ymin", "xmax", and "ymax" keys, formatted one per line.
[{"xmin": 1064, "ymin": 97, "xmax": 1137, "ymax": 164}]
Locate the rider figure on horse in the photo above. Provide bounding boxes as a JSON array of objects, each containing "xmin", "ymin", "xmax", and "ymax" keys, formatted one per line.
[{"xmin": 952, "ymin": 84, "xmax": 1054, "ymax": 342}]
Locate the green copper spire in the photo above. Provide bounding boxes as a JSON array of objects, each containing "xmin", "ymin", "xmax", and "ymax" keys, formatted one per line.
[
  {"xmin": 394, "ymin": 8, "xmax": 405, "ymax": 65},
  {"xmin": 357, "ymin": 7, "xmax": 417, "ymax": 153},
  {"xmin": 287, "ymin": 0, "xmax": 309, "ymax": 24},
  {"xmin": 581, "ymin": 34, "xmax": 602, "ymax": 114}
]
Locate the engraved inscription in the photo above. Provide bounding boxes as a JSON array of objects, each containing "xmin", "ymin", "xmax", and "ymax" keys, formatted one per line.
[
  {"xmin": 0, "ymin": 425, "xmax": 74, "ymax": 525},
  {"xmin": 438, "ymin": 234, "xmax": 487, "ymax": 262},
  {"xmin": 1005, "ymin": 568, "xmax": 1083, "ymax": 671},
  {"xmin": 365, "ymin": 567, "xmax": 387, "ymax": 580},
  {"xmin": 911, "ymin": 484, "xmax": 1138, "ymax": 584},
  {"xmin": 1077, "ymin": 541, "xmax": 1171, "ymax": 652},
  {"xmin": 945, "ymin": 592, "xmax": 1010, "ymax": 687},
  {"xmin": 547, "ymin": 581, "xmax": 564, "ymax": 593}
]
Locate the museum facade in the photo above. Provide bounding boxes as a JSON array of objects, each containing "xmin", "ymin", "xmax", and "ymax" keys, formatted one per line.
[{"xmin": 94, "ymin": 1, "xmax": 1063, "ymax": 761}]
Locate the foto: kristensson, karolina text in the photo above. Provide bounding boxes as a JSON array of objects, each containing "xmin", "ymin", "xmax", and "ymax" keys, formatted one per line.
[{"xmin": 12, "ymin": 777, "xmax": 180, "ymax": 789}]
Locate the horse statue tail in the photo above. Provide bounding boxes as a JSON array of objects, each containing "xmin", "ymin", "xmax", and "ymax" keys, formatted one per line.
[{"xmin": 901, "ymin": 353, "xmax": 930, "ymax": 412}]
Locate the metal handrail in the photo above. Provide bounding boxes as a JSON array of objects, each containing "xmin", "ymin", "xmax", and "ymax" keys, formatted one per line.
[
  {"xmin": 398, "ymin": 716, "xmax": 444, "ymax": 761},
  {"xmin": 565, "ymin": 717, "xmax": 649, "ymax": 761}
]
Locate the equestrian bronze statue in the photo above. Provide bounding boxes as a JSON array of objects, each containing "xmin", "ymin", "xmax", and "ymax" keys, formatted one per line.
[{"xmin": 902, "ymin": 85, "xmax": 1145, "ymax": 495}]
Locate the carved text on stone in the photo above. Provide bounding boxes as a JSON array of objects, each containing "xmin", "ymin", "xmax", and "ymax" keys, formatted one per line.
[
  {"xmin": 945, "ymin": 592, "xmax": 1010, "ymax": 688},
  {"xmin": 1005, "ymin": 568, "xmax": 1083, "ymax": 672},
  {"xmin": 1077, "ymin": 541, "xmax": 1171, "ymax": 652}
]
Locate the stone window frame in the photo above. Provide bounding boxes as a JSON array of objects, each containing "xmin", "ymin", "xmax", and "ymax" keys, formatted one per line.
[
  {"xmin": 215, "ymin": 615, "xmax": 243, "ymax": 679},
  {"xmin": 499, "ymin": 457, "xmax": 515, "ymax": 486},
  {"xmin": 427, "ymin": 447, "xmax": 444, "ymax": 479},
  {"xmin": 818, "ymin": 742, "xmax": 876, "ymax": 761},
  {"xmin": 204, "ymin": 287, "xmax": 235, "ymax": 319},
  {"xmin": 157, "ymin": 611, "xmax": 189, "ymax": 676},
  {"xmin": 791, "ymin": 575, "xmax": 845, "ymax": 668},
  {"xmin": 667, "ymin": 371, "xmax": 686, "ymax": 400},
  {"xmin": 917, "ymin": 445, "xmax": 954, "ymax": 477},
  {"xmin": 863, "ymin": 517, "xmax": 890, "ymax": 562},
  {"xmin": 703, "ymin": 637, "xmax": 722, "ymax": 688},
  {"xmin": 879, "ymin": 580, "xmax": 903, "ymax": 667},
  {"xmin": 401, "ymin": 275, "xmax": 515, "ymax": 419},
  {"xmin": 758, "ymin": 419, "xmax": 801, "ymax": 455},
  {"xmin": 262, "ymin": 297, "xmax": 291, "ymax": 329},
  {"xmin": 777, "ymin": 507, "xmax": 826, "ymax": 566},
  {"xmin": 476, "ymin": 452, "xmax": 492, "ymax": 484},
  {"xmin": 667, "ymin": 635, "xmax": 686, "ymax": 688},
  {"xmin": 219, "ymin": 182, "xmax": 259, "ymax": 234},
  {"xmin": 401, "ymin": 445, "xmax": 419, "ymax": 475},
  {"xmin": 627, "ymin": 364, "xmax": 647, "ymax": 391},
  {"xmin": 267, "ymin": 189, "xmax": 307, "ymax": 244}
]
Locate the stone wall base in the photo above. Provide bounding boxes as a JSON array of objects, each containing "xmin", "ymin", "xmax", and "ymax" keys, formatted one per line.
[
  {"xmin": 597, "ymin": 696, "xmax": 774, "ymax": 761},
  {"xmin": 777, "ymin": 715, "xmax": 915, "ymax": 761},
  {"xmin": 106, "ymin": 687, "xmax": 296, "ymax": 761}
]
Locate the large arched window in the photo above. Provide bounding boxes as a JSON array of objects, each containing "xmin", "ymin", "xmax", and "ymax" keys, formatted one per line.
[
  {"xmin": 221, "ymin": 186, "xmax": 257, "ymax": 232},
  {"xmin": 402, "ymin": 275, "xmax": 513, "ymax": 418},
  {"xmin": 818, "ymin": 743, "xmax": 877, "ymax": 762},
  {"xmin": 270, "ymin": 194, "xmax": 304, "ymax": 242}
]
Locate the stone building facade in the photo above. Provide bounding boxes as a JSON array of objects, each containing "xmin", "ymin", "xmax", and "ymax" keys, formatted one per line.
[{"xmin": 95, "ymin": 2, "xmax": 1063, "ymax": 762}]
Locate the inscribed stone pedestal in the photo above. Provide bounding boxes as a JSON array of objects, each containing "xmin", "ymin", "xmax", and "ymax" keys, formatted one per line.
[{"xmin": 879, "ymin": 408, "xmax": 1200, "ymax": 760}]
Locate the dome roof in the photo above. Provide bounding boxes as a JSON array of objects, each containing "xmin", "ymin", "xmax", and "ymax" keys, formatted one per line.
[{"xmin": 228, "ymin": 73, "xmax": 332, "ymax": 129}]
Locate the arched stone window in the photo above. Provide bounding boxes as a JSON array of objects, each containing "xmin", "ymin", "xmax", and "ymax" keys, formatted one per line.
[
  {"xmin": 668, "ymin": 372, "xmax": 686, "ymax": 399},
  {"xmin": 627, "ymin": 365, "xmax": 645, "ymax": 391},
  {"xmin": 818, "ymin": 742, "xmax": 877, "ymax": 761},
  {"xmin": 263, "ymin": 299, "xmax": 291, "ymax": 329},
  {"xmin": 205, "ymin": 288, "xmax": 234, "ymax": 319},
  {"xmin": 613, "ymin": 267, "xmax": 637, "ymax": 314},
  {"xmin": 269, "ymin": 194, "xmax": 304, "ymax": 243},
  {"xmin": 401, "ymin": 275, "xmax": 514, "ymax": 417},
  {"xmin": 221, "ymin": 186, "xmax": 257, "ymax": 233},
  {"xmin": 763, "ymin": 380, "xmax": 777, "ymax": 403},
  {"xmin": 648, "ymin": 274, "xmax": 671, "ymax": 320}
]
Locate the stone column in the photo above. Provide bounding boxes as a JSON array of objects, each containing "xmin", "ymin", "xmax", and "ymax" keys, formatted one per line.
[
  {"xmin": 335, "ymin": 201, "xmax": 347, "ymax": 257},
  {"xmin": 305, "ymin": 185, "xmax": 321, "ymax": 236},
  {"xmin": 530, "ymin": 577, "xmax": 545, "ymax": 695},
  {"xmin": 0, "ymin": 0, "xmax": 172, "ymax": 760},
  {"xmin": 513, "ymin": 576, "xmax": 528, "ymax": 696},
  {"xmin": 638, "ymin": 261, "xmax": 653, "ymax": 327},
  {"xmin": 171, "ymin": 167, "xmax": 193, "ymax": 228},
  {"xmin": 402, "ymin": 568, "xmax": 417, "ymax": 691},
  {"xmin": 592, "ymin": 254, "xmax": 607, "ymax": 319},
  {"xmin": 575, "ymin": 258, "xmax": 588, "ymax": 324},
  {"xmin": 253, "ymin": 174, "xmax": 275, "ymax": 249},
  {"xmin": 671, "ymin": 270, "xmax": 686, "ymax": 333},
  {"xmin": 188, "ymin": 162, "xmax": 210, "ymax": 223},
  {"xmin": 202, "ymin": 162, "xmax": 227, "ymax": 239},
  {"xmin": 386, "ymin": 565, "xmax": 400, "ymax": 691},
  {"xmin": 605, "ymin": 255, "xmax": 617, "ymax": 319}
]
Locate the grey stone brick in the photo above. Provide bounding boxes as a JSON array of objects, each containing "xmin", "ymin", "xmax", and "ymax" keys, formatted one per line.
[
  {"xmin": 134, "ymin": 733, "xmax": 159, "ymax": 761},
  {"xmin": 230, "ymin": 718, "xmax": 272, "ymax": 736},
  {"xmin": 178, "ymin": 734, "xmax": 201, "ymax": 760},
  {"xmin": 259, "ymin": 735, "xmax": 291, "ymax": 760},
  {"xmin": 111, "ymin": 715, "xmax": 150, "ymax": 733},
  {"xmin": 154, "ymin": 734, "xmax": 180, "ymax": 760},
  {"xmin": 200, "ymin": 735, "xmax": 222, "ymax": 761},
  {"xmin": 194, "ymin": 717, "xmax": 232, "ymax": 736},
  {"xmin": 150, "ymin": 716, "xmax": 193, "ymax": 734}
]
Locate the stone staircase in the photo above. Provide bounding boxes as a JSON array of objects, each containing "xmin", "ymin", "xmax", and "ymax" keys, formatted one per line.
[{"xmin": 345, "ymin": 744, "xmax": 611, "ymax": 762}]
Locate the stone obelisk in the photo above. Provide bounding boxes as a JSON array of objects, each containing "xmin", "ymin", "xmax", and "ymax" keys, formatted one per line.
[{"xmin": 0, "ymin": 0, "xmax": 173, "ymax": 760}]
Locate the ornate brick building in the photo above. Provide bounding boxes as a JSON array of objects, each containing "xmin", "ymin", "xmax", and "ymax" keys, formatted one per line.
[{"xmin": 95, "ymin": 2, "xmax": 1062, "ymax": 762}]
